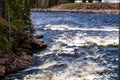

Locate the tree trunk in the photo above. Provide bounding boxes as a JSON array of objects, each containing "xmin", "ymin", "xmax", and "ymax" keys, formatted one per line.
[
  {"xmin": 82, "ymin": 0, "xmax": 86, "ymax": 3},
  {"xmin": 98, "ymin": 0, "xmax": 102, "ymax": 2},
  {"xmin": 88, "ymin": 0, "xmax": 93, "ymax": 3},
  {"xmin": 0, "ymin": 0, "xmax": 5, "ymax": 18}
]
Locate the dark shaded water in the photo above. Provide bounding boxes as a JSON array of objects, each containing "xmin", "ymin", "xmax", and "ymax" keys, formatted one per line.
[{"xmin": 3, "ymin": 12, "xmax": 119, "ymax": 80}]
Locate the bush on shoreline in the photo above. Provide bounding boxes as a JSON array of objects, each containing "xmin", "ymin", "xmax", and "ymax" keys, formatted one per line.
[{"xmin": 60, "ymin": 3, "xmax": 119, "ymax": 10}]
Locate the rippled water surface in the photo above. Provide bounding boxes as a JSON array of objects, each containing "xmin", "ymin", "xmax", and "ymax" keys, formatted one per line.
[{"xmin": 4, "ymin": 12, "xmax": 119, "ymax": 80}]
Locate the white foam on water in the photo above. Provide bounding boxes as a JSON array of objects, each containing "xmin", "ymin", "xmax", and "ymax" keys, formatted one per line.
[
  {"xmin": 24, "ymin": 60, "xmax": 107, "ymax": 80},
  {"xmin": 23, "ymin": 24, "xmax": 118, "ymax": 80},
  {"xmin": 55, "ymin": 32, "xmax": 118, "ymax": 47},
  {"xmin": 43, "ymin": 24, "xmax": 119, "ymax": 47},
  {"xmin": 44, "ymin": 24, "xmax": 119, "ymax": 31}
]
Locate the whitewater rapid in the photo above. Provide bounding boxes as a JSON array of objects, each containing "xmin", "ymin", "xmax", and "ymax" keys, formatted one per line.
[{"xmin": 3, "ymin": 12, "xmax": 119, "ymax": 80}]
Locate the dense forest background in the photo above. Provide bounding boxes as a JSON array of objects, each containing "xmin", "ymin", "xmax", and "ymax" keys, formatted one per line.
[
  {"xmin": 29, "ymin": 0, "xmax": 75, "ymax": 8},
  {"xmin": 29, "ymin": 0, "xmax": 102, "ymax": 8}
]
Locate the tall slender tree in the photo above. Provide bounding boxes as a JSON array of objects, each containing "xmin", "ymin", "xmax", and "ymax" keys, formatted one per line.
[{"xmin": 0, "ymin": 0, "xmax": 5, "ymax": 18}]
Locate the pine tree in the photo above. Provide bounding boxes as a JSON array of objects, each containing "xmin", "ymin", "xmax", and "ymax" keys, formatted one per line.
[
  {"xmin": 0, "ymin": 0, "xmax": 34, "ymax": 54},
  {"xmin": 0, "ymin": 0, "xmax": 5, "ymax": 18}
]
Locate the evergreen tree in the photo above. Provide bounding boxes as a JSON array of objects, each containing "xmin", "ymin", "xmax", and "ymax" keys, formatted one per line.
[
  {"xmin": 0, "ymin": 0, "xmax": 5, "ymax": 18},
  {"xmin": 0, "ymin": 0, "xmax": 34, "ymax": 54},
  {"xmin": 0, "ymin": 18, "xmax": 10, "ymax": 54}
]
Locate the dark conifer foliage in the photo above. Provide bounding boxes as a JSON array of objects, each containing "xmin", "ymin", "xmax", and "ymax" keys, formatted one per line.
[
  {"xmin": 0, "ymin": 0, "xmax": 5, "ymax": 18},
  {"xmin": 0, "ymin": 0, "xmax": 34, "ymax": 54}
]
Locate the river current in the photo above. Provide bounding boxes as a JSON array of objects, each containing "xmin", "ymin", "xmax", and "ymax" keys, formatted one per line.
[{"xmin": 3, "ymin": 12, "xmax": 119, "ymax": 80}]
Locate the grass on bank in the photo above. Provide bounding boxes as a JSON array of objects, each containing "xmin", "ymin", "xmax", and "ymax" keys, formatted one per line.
[{"xmin": 60, "ymin": 3, "xmax": 119, "ymax": 10}]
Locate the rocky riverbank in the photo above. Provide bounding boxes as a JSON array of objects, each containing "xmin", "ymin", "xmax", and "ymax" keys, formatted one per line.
[
  {"xmin": 31, "ymin": 3, "xmax": 119, "ymax": 14},
  {"xmin": 0, "ymin": 34, "xmax": 47, "ymax": 78},
  {"xmin": 31, "ymin": 8, "xmax": 119, "ymax": 14}
]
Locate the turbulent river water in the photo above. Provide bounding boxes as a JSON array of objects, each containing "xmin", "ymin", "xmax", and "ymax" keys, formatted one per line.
[{"xmin": 4, "ymin": 12, "xmax": 119, "ymax": 80}]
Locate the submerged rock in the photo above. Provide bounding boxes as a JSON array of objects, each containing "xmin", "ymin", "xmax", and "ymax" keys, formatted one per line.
[
  {"xmin": 58, "ymin": 53, "xmax": 79, "ymax": 58},
  {"xmin": 35, "ymin": 34, "xmax": 44, "ymax": 39},
  {"xmin": 47, "ymin": 63, "xmax": 68, "ymax": 72},
  {"xmin": 0, "ymin": 34, "xmax": 47, "ymax": 77},
  {"xmin": 30, "ymin": 38, "xmax": 47, "ymax": 51}
]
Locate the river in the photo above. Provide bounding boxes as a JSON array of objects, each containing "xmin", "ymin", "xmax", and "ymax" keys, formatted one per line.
[{"xmin": 3, "ymin": 12, "xmax": 119, "ymax": 80}]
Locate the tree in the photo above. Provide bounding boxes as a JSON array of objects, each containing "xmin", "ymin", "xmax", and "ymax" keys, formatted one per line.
[
  {"xmin": 88, "ymin": 0, "xmax": 93, "ymax": 3},
  {"xmin": 98, "ymin": 0, "xmax": 102, "ymax": 2},
  {"xmin": 0, "ymin": 0, "xmax": 34, "ymax": 54},
  {"xmin": 0, "ymin": 18, "xmax": 10, "ymax": 54},
  {"xmin": 0, "ymin": 0, "xmax": 5, "ymax": 18},
  {"xmin": 82, "ymin": 0, "xmax": 86, "ymax": 3},
  {"xmin": 69, "ymin": 0, "xmax": 75, "ymax": 3}
]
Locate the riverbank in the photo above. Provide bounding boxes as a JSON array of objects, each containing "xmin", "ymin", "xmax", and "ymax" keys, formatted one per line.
[
  {"xmin": 0, "ymin": 1, "xmax": 48, "ymax": 78},
  {"xmin": 31, "ymin": 8, "xmax": 119, "ymax": 14},
  {"xmin": 31, "ymin": 3, "xmax": 119, "ymax": 14},
  {"xmin": 0, "ymin": 32, "xmax": 47, "ymax": 78}
]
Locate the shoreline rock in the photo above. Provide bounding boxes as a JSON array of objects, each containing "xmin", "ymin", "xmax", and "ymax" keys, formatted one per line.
[
  {"xmin": 0, "ymin": 66, "xmax": 5, "ymax": 77},
  {"xmin": 35, "ymin": 34, "xmax": 44, "ymax": 39},
  {"xmin": 0, "ymin": 34, "xmax": 47, "ymax": 78},
  {"xmin": 0, "ymin": 53, "xmax": 33, "ymax": 78}
]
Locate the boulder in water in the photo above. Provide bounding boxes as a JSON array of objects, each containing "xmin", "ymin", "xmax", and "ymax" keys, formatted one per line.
[{"xmin": 35, "ymin": 34, "xmax": 44, "ymax": 39}]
